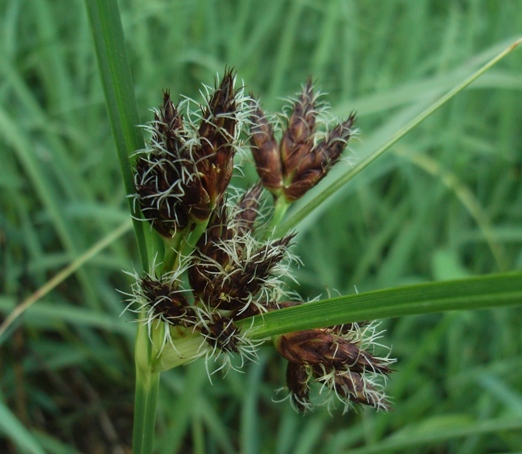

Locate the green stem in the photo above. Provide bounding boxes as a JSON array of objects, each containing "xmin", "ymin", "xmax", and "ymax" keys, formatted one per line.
[
  {"xmin": 133, "ymin": 313, "xmax": 162, "ymax": 453},
  {"xmin": 133, "ymin": 371, "xmax": 160, "ymax": 454},
  {"xmin": 161, "ymin": 231, "xmax": 186, "ymax": 275},
  {"xmin": 266, "ymin": 196, "xmax": 290, "ymax": 237},
  {"xmin": 180, "ymin": 219, "xmax": 210, "ymax": 259}
]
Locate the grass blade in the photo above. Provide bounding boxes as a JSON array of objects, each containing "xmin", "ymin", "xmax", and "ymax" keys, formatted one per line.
[
  {"xmin": 0, "ymin": 401, "xmax": 45, "ymax": 454},
  {"xmin": 84, "ymin": 2, "xmax": 159, "ymax": 452},
  {"xmin": 0, "ymin": 221, "xmax": 132, "ymax": 341},
  {"xmin": 84, "ymin": 0, "xmax": 149, "ymax": 270},
  {"xmin": 239, "ymin": 271, "xmax": 522, "ymax": 338}
]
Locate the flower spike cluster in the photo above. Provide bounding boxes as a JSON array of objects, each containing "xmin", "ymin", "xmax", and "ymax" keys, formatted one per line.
[
  {"xmin": 129, "ymin": 69, "xmax": 394, "ymax": 414},
  {"xmin": 275, "ymin": 322, "xmax": 394, "ymax": 413},
  {"xmin": 129, "ymin": 191, "xmax": 295, "ymax": 370},
  {"xmin": 134, "ymin": 69, "xmax": 247, "ymax": 237},
  {"xmin": 189, "ymin": 191, "xmax": 295, "ymax": 319},
  {"xmin": 250, "ymin": 79, "xmax": 356, "ymax": 202}
]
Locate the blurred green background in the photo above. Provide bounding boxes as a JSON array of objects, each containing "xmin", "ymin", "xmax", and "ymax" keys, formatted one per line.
[{"xmin": 1, "ymin": 0, "xmax": 522, "ymax": 452}]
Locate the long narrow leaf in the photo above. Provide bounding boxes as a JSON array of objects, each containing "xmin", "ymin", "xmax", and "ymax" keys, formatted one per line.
[
  {"xmin": 0, "ymin": 401, "xmax": 45, "ymax": 454},
  {"xmin": 347, "ymin": 416, "xmax": 522, "ymax": 454},
  {"xmin": 84, "ymin": 0, "xmax": 149, "ymax": 270},
  {"xmin": 238, "ymin": 272, "xmax": 522, "ymax": 338},
  {"xmin": 84, "ymin": 2, "xmax": 159, "ymax": 453}
]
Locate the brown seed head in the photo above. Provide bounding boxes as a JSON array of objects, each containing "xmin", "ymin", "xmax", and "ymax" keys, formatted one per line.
[
  {"xmin": 215, "ymin": 235, "xmax": 292, "ymax": 312},
  {"xmin": 135, "ymin": 70, "xmax": 244, "ymax": 234},
  {"xmin": 276, "ymin": 324, "xmax": 393, "ymax": 412},
  {"xmin": 200, "ymin": 312, "xmax": 241, "ymax": 353},
  {"xmin": 196, "ymin": 69, "xmax": 239, "ymax": 208},
  {"xmin": 280, "ymin": 79, "xmax": 317, "ymax": 177},
  {"xmin": 190, "ymin": 210, "xmax": 294, "ymax": 314},
  {"xmin": 249, "ymin": 101, "xmax": 283, "ymax": 195},
  {"xmin": 189, "ymin": 196, "xmax": 294, "ymax": 314},
  {"xmin": 277, "ymin": 327, "xmax": 391, "ymax": 374},
  {"xmin": 135, "ymin": 92, "xmax": 193, "ymax": 236},
  {"xmin": 140, "ymin": 276, "xmax": 195, "ymax": 326},
  {"xmin": 250, "ymin": 81, "xmax": 356, "ymax": 202}
]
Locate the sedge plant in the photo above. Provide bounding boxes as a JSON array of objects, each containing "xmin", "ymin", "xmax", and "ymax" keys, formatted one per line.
[
  {"xmin": 79, "ymin": 1, "xmax": 522, "ymax": 452},
  {"xmin": 127, "ymin": 68, "xmax": 394, "ymax": 411}
]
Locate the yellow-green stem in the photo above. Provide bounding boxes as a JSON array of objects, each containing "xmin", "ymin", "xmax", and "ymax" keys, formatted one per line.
[
  {"xmin": 179, "ymin": 218, "xmax": 210, "ymax": 260},
  {"xmin": 161, "ymin": 231, "xmax": 186, "ymax": 274},
  {"xmin": 266, "ymin": 196, "xmax": 291, "ymax": 238},
  {"xmin": 132, "ymin": 311, "xmax": 163, "ymax": 453}
]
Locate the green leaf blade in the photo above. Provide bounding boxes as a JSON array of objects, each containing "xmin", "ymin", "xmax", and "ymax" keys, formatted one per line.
[
  {"xmin": 84, "ymin": 0, "xmax": 149, "ymax": 270},
  {"xmin": 239, "ymin": 272, "xmax": 522, "ymax": 338}
]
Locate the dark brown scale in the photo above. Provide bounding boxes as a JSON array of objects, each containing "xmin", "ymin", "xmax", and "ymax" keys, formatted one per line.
[
  {"xmin": 234, "ymin": 183, "xmax": 263, "ymax": 235},
  {"xmin": 332, "ymin": 371, "xmax": 390, "ymax": 410},
  {"xmin": 196, "ymin": 69, "xmax": 238, "ymax": 207},
  {"xmin": 154, "ymin": 91, "xmax": 187, "ymax": 154},
  {"xmin": 278, "ymin": 328, "xmax": 392, "ymax": 375},
  {"xmin": 201, "ymin": 313, "xmax": 240, "ymax": 353},
  {"xmin": 280, "ymin": 79, "xmax": 317, "ymax": 176},
  {"xmin": 249, "ymin": 102, "xmax": 283, "ymax": 194},
  {"xmin": 222, "ymin": 236, "xmax": 293, "ymax": 310},
  {"xmin": 140, "ymin": 277, "xmax": 194, "ymax": 325},
  {"xmin": 286, "ymin": 362, "xmax": 311, "ymax": 412}
]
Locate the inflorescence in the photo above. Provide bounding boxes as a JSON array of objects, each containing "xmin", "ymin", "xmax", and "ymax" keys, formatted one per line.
[{"xmin": 128, "ymin": 68, "xmax": 394, "ymax": 413}]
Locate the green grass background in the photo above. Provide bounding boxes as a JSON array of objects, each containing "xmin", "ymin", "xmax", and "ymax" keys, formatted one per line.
[{"xmin": 1, "ymin": 0, "xmax": 522, "ymax": 452}]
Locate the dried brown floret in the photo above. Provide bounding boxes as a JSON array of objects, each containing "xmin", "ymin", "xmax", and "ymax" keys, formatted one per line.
[
  {"xmin": 275, "ymin": 323, "xmax": 393, "ymax": 413},
  {"xmin": 250, "ymin": 82, "xmax": 356, "ymax": 202}
]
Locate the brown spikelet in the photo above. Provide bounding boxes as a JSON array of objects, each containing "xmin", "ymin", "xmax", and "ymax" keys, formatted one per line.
[
  {"xmin": 280, "ymin": 79, "xmax": 317, "ymax": 176},
  {"xmin": 196, "ymin": 68, "xmax": 239, "ymax": 208},
  {"xmin": 250, "ymin": 101, "xmax": 283, "ymax": 195},
  {"xmin": 189, "ymin": 194, "xmax": 294, "ymax": 314},
  {"xmin": 135, "ymin": 91, "xmax": 191, "ymax": 236},
  {"xmin": 140, "ymin": 276, "xmax": 195, "ymax": 326},
  {"xmin": 234, "ymin": 182, "xmax": 263, "ymax": 235},
  {"xmin": 275, "ymin": 323, "xmax": 393, "ymax": 413},
  {"xmin": 250, "ymin": 82, "xmax": 356, "ymax": 202},
  {"xmin": 200, "ymin": 312, "xmax": 241, "ymax": 353}
]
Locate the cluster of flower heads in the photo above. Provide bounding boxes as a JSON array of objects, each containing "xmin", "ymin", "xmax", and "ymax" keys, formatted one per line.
[
  {"xmin": 274, "ymin": 319, "xmax": 393, "ymax": 412},
  {"xmin": 250, "ymin": 80, "xmax": 355, "ymax": 202},
  {"xmin": 130, "ymin": 69, "xmax": 394, "ymax": 413},
  {"xmin": 134, "ymin": 69, "xmax": 245, "ymax": 236}
]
